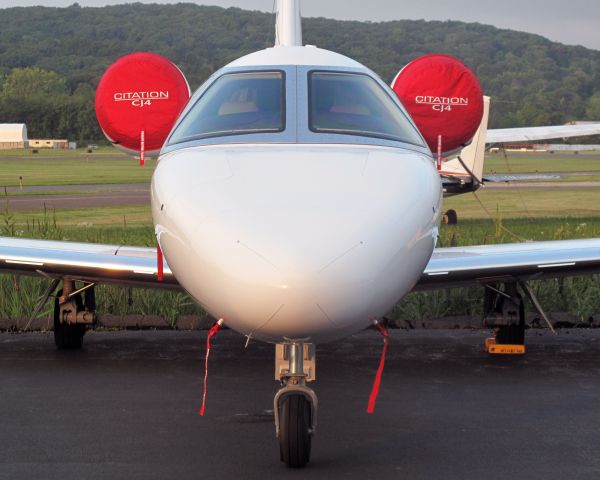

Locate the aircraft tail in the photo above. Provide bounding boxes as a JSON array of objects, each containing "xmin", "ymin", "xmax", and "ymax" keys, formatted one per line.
[
  {"xmin": 275, "ymin": 0, "xmax": 302, "ymax": 47},
  {"xmin": 441, "ymin": 96, "xmax": 490, "ymax": 182}
]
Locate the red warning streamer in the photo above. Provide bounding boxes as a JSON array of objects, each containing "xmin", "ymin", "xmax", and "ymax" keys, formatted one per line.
[
  {"xmin": 199, "ymin": 318, "xmax": 224, "ymax": 416},
  {"xmin": 156, "ymin": 243, "xmax": 164, "ymax": 282},
  {"xmin": 367, "ymin": 321, "xmax": 390, "ymax": 414}
]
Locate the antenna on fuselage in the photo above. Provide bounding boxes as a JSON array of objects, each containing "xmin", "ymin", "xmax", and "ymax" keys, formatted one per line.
[{"xmin": 275, "ymin": 0, "xmax": 302, "ymax": 47}]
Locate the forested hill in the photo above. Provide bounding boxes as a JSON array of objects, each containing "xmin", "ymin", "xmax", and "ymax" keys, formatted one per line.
[{"xmin": 0, "ymin": 3, "xmax": 599, "ymax": 142}]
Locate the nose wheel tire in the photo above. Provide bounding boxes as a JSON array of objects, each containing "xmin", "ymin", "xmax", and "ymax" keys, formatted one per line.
[{"xmin": 279, "ymin": 394, "xmax": 311, "ymax": 468}]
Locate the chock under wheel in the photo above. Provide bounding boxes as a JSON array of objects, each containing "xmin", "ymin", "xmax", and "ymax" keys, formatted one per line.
[{"xmin": 485, "ymin": 337, "xmax": 525, "ymax": 355}]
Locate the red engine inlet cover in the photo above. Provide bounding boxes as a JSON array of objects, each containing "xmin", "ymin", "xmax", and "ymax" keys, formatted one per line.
[
  {"xmin": 391, "ymin": 54, "xmax": 483, "ymax": 153},
  {"xmin": 95, "ymin": 52, "xmax": 190, "ymax": 153}
]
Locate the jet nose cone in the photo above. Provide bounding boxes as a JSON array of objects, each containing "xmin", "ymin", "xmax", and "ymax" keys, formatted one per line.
[{"xmin": 153, "ymin": 145, "xmax": 441, "ymax": 342}]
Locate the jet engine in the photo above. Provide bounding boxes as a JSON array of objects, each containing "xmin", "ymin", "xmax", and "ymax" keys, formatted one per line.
[
  {"xmin": 95, "ymin": 52, "xmax": 191, "ymax": 157},
  {"xmin": 391, "ymin": 54, "xmax": 484, "ymax": 155}
]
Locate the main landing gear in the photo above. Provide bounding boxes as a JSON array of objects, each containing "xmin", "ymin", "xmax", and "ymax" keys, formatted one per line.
[
  {"xmin": 274, "ymin": 341, "xmax": 317, "ymax": 468},
  {"xmin": 442, "ymin": 208, "xmax": 458, "ymax": 225},
  {"xmin": 483, "ymin": 281, "xmax": 555, "ymax": 354},
  {"xmin": 53, "ymin": 278, "xmax": 96, "ymax": 350}
]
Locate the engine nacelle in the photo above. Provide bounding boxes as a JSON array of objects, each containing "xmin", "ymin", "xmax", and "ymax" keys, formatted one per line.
[
  {"xmin": 391, "ymin": 54, "xmax": 483, "ymax": 155},
  {"xmin": 95, "ymin": 52, "xmax": 191, "ymax": 157}
]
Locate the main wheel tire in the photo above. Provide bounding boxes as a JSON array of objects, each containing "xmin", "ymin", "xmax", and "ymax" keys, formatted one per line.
[
  {"xmin": 496, "ymin": 298, "xmax": 525, "ymax": 345},
  {"xmin": 279, "ymin": 394, "xmax": 311, "ymax": 468},
  {"xmin": 53, "ymin": 290, "xmax": 85, "ymax": 350},
  {"xmin": 496, "ymin": 317, "xmax": 525, "ymax": 345},
  {"xmin": 496, "ymin": 324, "xmax": 525, "ymax": 345}
]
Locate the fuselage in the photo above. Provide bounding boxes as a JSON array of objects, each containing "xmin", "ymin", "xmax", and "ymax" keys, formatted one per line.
[{"xmin": 151, "ymin": 46, "xmax": 442, "ymax": 343}]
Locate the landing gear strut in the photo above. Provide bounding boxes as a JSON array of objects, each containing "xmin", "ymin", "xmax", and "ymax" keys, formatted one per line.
[
  {"xmin": 54, "ymin": 278, "xmax": 96, "ymax": 350},
  {"xmin": 274, "ymin": 341, "xmax": 317, "ymax": 468}
]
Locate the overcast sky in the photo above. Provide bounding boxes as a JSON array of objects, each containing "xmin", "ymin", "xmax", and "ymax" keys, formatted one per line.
[{"xmin": 1, "ymin": 0, "xmax": 598, "ymax": 50}]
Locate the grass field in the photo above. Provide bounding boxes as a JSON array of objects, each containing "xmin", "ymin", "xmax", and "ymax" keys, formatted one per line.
[
  {"xmin": 1, "ymin": 148, "xmax": 600, "ymax": 187},
  {"xmin": 444, "ymin": 188, "xmax": 600, "ymax": 219},
  {"xmin": 1, "ymin": 204, "xmax": 152, "ymax": 230},
  {"xmin": 483, "ymin": 151, "xmax": 600, "ymax": 174},
  {"xmin": 560, "ymin": 175, "xmax": 600, "ymax": 182},
  {"xmin": 0, "ymin": 148, "xmax": 598, "ymax": 221},
  {"xmin": 0, "ymin": 148, "xmax": 155, "ymax": 186},
  {"xmin": 1, "ymin": 187, "xmax": 598, "ymax": 224}
]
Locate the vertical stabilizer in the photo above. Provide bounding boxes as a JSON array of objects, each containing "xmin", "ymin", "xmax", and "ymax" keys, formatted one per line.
[
  {"xmin": 275, "ymin": 0, "xmax": 302, "ymax": 47},
  {"xmin": 460, "ymin": 95, "xmax": 490, "ymax": 181},
  {"xmin": 441, "ymin": 96, "xmax": 490, "ymax": 182}
]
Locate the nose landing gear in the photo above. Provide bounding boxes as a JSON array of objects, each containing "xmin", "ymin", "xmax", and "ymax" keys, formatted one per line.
[{"xmin": 274, "ymin": 341, "xmax": 317, "ymax": 468}]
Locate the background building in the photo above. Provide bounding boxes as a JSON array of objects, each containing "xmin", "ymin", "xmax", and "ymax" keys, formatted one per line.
[
  {"xmin": 29, "ymin": 139, "xmax": 69, "ymax": 149},
  {"xmin": 0, "ymin": 124, "xmax": 28, "ymax": 149}
]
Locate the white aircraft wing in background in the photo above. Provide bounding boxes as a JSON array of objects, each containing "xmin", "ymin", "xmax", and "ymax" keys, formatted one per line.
[
  {"xmin": 441, "ymin": 106, "xmax": 600, "ymax": 195},
  {"xmin": 487, "ymin": 123, "xmax": 600, "ymax": 144}
]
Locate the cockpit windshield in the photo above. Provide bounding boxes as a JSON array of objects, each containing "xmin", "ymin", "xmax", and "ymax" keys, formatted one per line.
[
  {"xmin": 168, "ymin": 71, "xmax": 284, "ymax": 145},
  {"xmin": 309, "ymin": 71, "xmax": 423, "ymax": 145}
]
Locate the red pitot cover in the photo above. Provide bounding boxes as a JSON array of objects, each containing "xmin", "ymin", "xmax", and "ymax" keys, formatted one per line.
[
  {"xmin": 95, "ymin": 52, "xmax": 190, "ymax": 152},
  {"xmin": 391, "ymin": 54, "xmax": 483, "ymax": 153}
]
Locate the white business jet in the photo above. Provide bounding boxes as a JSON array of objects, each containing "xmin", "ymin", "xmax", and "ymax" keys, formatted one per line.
[{"xmin": 2, "ymin": 0, "xmax": 600, "ymax": 468}]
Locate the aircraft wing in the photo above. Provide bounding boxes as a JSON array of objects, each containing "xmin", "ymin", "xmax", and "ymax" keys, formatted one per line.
[
  {"xmin": 415, "ymin": 238, "xmax": 600, "ymax": 291},
  {"xmin": 2, "ymin": 236, "xmax": 600, "ymax": 295},
  {"xmin": 486, "ymin": 123, "xmax": 600, "ymax": 144},
  {"xmin": 0, "ymin": 236, "xmax": 179, "ymax": 290}
]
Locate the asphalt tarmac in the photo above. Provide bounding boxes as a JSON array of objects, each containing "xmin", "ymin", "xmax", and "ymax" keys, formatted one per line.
[
  {"xmin": 2, "ymin": 329, "xmax": 600, "ymax": 479},
  {"xmin": 4, "ymin": 184, "xmax": 149, "ymax": 211}
]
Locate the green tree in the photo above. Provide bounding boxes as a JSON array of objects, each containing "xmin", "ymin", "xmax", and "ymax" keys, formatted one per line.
[
  {"xmin": 0, "ymin": 4, "xmax": 599, "ymax": 139},
  {"xmin": 1, "ymin": 67, "xmax": 68, "ymax": 97},
  {"xmin": 586, "ymin": 94, "xmax": 600, "ymax": 120}
]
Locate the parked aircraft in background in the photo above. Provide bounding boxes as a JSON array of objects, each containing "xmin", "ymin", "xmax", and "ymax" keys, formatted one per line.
[{"xmin": 1, "ymin": 0, "xmax": 600, "ymax": 468}]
